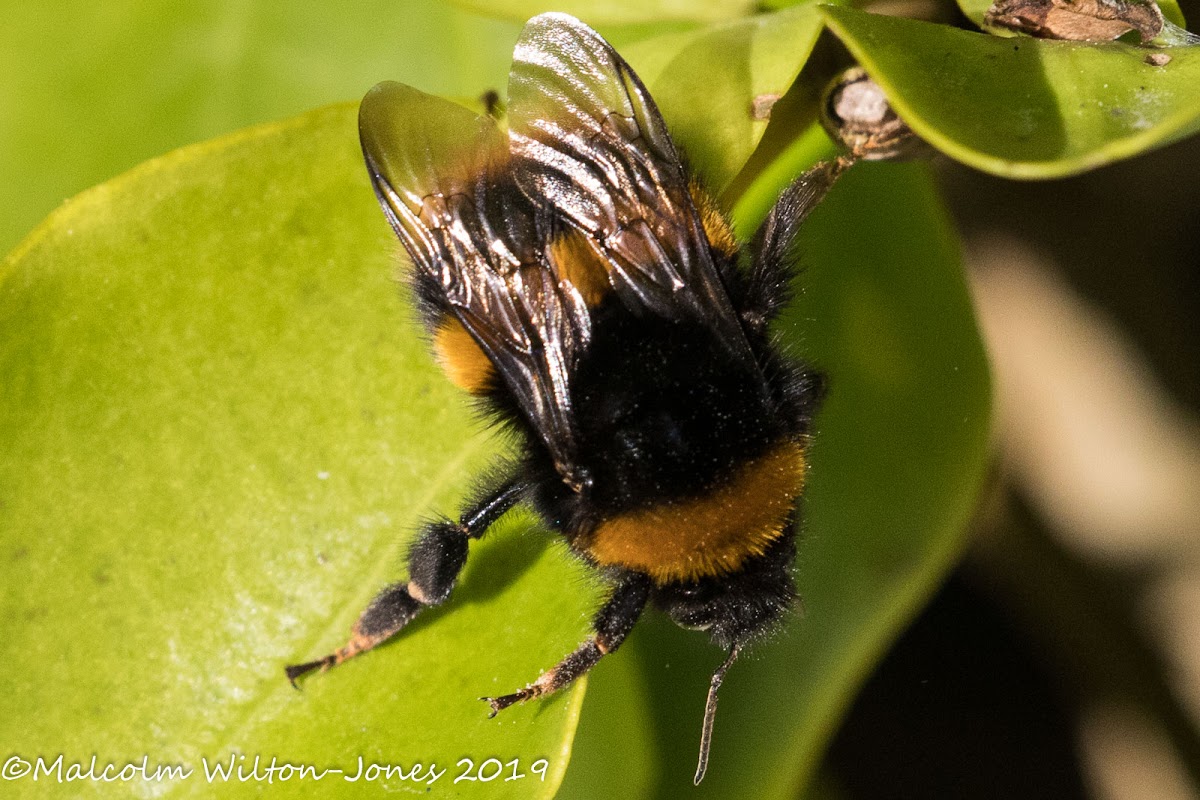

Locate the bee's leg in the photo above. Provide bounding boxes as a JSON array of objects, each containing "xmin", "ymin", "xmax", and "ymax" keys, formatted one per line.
[
  {"xmin": 740, "ymin": 157, "xmax": 853, "ymax": 332},
  {"xmin": 285, "ymin": 478, "xmax": 530, "ymax": 685},
  {"xmin": 484, "ymin": 573, "xmax": 651, "ymax": 714}
]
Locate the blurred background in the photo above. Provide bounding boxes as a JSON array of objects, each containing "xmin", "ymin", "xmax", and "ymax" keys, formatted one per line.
[
  {"xmin": 825, "ymin": 117, "xmax": 1200, "ymax": 800},
  {"xmin": 3, "ymin": 1, "xmax": 1197, "ymax": 797},
  {"xmin": 819, "ymin": 0, "xmax": 1200, "ymax": 793}
]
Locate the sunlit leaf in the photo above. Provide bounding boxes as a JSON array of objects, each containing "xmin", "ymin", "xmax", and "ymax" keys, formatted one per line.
[
  {"xmin": 3, "ymin": 12, "xmax": 993, "ymax": 800},
  {"xmin": 0, "ymin": 105, "xmax": 598, "ymax": 799},
  {"xmin": 623, "ymin": 3, "xmax": 825, "ymax": 193},
  {"xmin": 822, "ymin": 6, "xmax": 1200, "ymax": 178},
  {"xmin": 0, "ymin": 0, "xmax": 522, "ymax": 255},
  {"xmin": 445, "ymin": 0, "xmax": 758, "ymax": 25}
]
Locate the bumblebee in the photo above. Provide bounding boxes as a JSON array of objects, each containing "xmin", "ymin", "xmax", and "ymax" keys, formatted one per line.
[{"xmin": 288, "ymin": 12, "xmax": 855, "ymax": 783}]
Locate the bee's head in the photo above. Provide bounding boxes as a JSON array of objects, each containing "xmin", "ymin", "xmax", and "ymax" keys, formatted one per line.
[{"xmin": 652, "ymin": 524, "xmax": 798, "ymax": 650}]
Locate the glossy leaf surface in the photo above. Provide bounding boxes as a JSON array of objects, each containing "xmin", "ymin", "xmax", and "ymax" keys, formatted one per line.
[
  {"xmin": 2, "ymin": 11, "xmax": 992, "ymax": 800},
  {"xmin": 446, "ymin": 0, "xmax": 758, "ymax": 24},
  {"xmin": 621, "ymin": 3, "xmax": 824, "ymax": 193},
  {"xmin": 0, "ymin": 0, "xmax": 522, "ymax": 255},
  {"xmin": 822, "ymin": 6, "xmax": 1200, "ymax": 178},
  {"xmin": 0, "ymin": 105, "xmax": 596, "ymax": 799}
]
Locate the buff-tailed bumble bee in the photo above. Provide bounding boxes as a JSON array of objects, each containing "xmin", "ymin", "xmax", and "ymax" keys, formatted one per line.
[{"xmin": 286, "ymin": 12, "xmax": 907, "ymax": 784}]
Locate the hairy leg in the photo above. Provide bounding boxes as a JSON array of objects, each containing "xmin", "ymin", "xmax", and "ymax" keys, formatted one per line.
[
  {"xmin": 286, "ymin": 477, "xmax": 530, "ymax": 684},
  {"xmin": 484, "ymin": 573, "xmax": 650, "ymax": 714}
]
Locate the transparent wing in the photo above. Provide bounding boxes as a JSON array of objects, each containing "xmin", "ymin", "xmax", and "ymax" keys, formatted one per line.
[
  {"xmin": 359, "ymin": 82, "xmax": 590, "ymax": 486},
  {"xmin": 507, "ymin": 12, "xmax": 755, "ymax": 359}
]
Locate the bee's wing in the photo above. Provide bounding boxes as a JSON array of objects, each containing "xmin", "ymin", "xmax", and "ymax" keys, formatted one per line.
[
  {"xmin": 360, "ymin": 83, "xmax": 590, "ymax": 485},
  {"xmin": 507, "ymin": 13, "xmax": 753, "ymax": 358}
]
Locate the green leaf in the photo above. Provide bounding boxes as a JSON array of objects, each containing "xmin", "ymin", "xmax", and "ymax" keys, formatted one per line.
[
  {"xmin": 444, "ymin": 0, "xmax": 758, "ymax": 24},
  {"xmin": 0, "ymin": 105, "xmax": 599, "ymax": 798},
  {"xmin": 3, "ymin": 26, "xmax": 991, "ymax": 800},
  {"xmin": 553, "ymin": 648, "xmax": 660, "ymax": 798},
  {"xmin": 729, "ymin": 123, "xmax": 840, "ymax": 240},
  {"xmin": 622, "ymin": 3, "xmax": 825, "ymax": 193},
  {"xmin": 565, "ymin": 163, "xmax": 992, "ymax": 797},
  {"xmin": 822, "ymin": 6, "xmax": 1200, "ymax": 178},
  {"xmin": 953, "ymin": 0, "xmax": 1189, "ymax": 32},
  {"xmin": 0, "ymin": 0, "xmax": 523, "ymax": 257}
]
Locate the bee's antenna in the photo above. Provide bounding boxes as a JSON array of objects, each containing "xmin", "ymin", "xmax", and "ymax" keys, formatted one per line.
[{"xmin": 694, "ymin": 642, "xmax": 742, "ymax": 785}]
